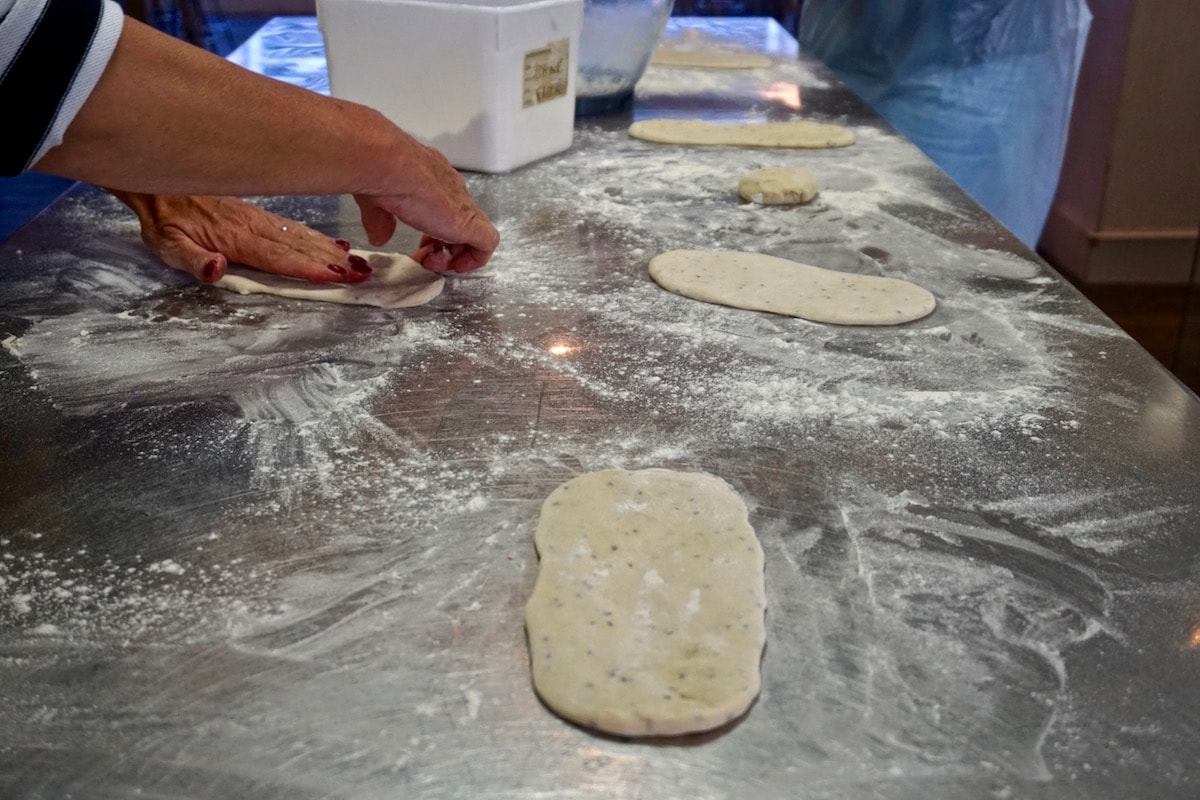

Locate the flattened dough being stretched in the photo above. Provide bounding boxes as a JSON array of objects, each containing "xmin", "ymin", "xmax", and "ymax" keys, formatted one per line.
[
  {"xmin": 525, "ymin": 469, "xmax": 766, "ymax": 738},
  {"xmin": 214, "ymin": 250, "xmax": 444, "ymax": 308},
  {"xmin": 629, "ymin": 119, "xmax": 854, "ymax": 149},
  {"xmin": 649, "ymin": 249, "xmax": 935, "ymax": 325}
]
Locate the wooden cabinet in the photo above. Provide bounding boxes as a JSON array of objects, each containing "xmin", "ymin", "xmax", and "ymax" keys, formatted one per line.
[
  {"xmin": 1040, "ymin": 0, "xmax": 1199, "ymax": 287},
  {"xmin": 1040, "ymin": 0, "xmax": 1200, "ymax": 387}
]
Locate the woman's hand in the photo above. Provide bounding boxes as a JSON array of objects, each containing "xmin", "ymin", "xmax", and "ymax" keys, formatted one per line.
[
  {"xmin": 353, "ymin": 135, "xmax": 499, "ymax": 274},
  {"xmin": 35, "ymin": 21, "xmax": 499, "ymax": 276},
  {"xmin": 109, "ymin": 192, "xmax": 371, "ymax": 284}
]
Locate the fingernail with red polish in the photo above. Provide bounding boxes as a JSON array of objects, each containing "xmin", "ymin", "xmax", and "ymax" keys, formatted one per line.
[
  {"xmin": 335, "ymin": 239, "xmax": 352, "ymax": 252},
  {"xmin": 349, "ymin": 255, "xmax": 371, "ymax": 274},
  {"xmin": 328, "ymin": 264, "xmax": 347, "ymax": 277},
  {"xmin": 202, "ymin": 259, "xmax": 221, "ymax": 282}
]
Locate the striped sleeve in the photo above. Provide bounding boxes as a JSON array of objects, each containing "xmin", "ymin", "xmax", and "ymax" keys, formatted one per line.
[{"xmin": 0, "ymin": 0, "xmax": 124, "ymax": 176}]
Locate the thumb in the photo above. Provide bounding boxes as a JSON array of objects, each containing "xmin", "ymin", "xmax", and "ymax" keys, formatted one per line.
[
  {"xmin": 354, "ymin": 196, "xmax": 398, "ymax": 247},
  {"xmin": 154, "ymin": 228, "xmax": 228, "ymax": 283}
]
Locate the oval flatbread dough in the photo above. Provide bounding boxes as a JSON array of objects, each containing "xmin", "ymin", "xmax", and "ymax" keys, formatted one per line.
[
  {"xmin": 213, "ymin": 249, "xmax": 444, "ymax": 308},
  {"xmin": 651, "ymin": 47, "xmax": 772, "ymax": 69},
  {"xmin": 629, "ymin": 119, "xmax": 854, "ymax": 149},
  {"xmin": 649, "ymin": 249, "xmax": 935, "ymax": 326},
  {"xmin": 525, "ymin": 468, "xmax": 766, "ymax": 738},
  {"xmin": 738, "ymin": 166, "xmax": 819, "ymax": 205}
]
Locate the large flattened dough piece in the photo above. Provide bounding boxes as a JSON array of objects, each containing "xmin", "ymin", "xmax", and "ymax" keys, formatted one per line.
[
  {"xmin": 629, "ymin": 119, "xmax": 854, "ymax": 149},
  {"xmin": 214, "ymin": 249, "xmax": 444, "ymax": 308},
  {"xmin": 649, "ymin": 249, "xmax": 936, "ymax": 326},
  {"xmin": 651, "ymin": 47, "xmax": 772, "ymax": 69},
  {"xmin": 525, "ymin": 468, "xmax": 766, "ymax": 738}
]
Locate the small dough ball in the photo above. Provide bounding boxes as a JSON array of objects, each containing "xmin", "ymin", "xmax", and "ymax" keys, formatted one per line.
[{"xmin": 738, "ymin": 167, "xmax": 819, "ymax": 205}]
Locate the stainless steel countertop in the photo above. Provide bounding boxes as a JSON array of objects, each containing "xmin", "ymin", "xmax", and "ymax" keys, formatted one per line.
[{"xmin": 2, "ymin": 17, "xmax": 1198, "ymax": 800}]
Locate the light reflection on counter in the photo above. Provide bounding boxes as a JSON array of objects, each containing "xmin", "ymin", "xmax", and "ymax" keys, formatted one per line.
[{"xmin": 756, "ymin": 80, "xmax": 802, "ymax": 111}]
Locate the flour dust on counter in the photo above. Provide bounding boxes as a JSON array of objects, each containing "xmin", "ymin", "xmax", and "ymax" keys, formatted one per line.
[
  {"xmin": 498, "ymin": 120, "xmax": 1128, "ymax": 447},
  {"xmin": 754, "ymin": 480, "xmax": 1126, "ymax": 782},
  {"xmin": 649, "ymin": 249, "xmax": 936, "ymax": 325},
  {"xmin": 0, "ymin": 529, "xmax": 272, "ymax": 644},
  {"xmin": 525, "ymin": 468, "xmax": 766, "ymax": 737}
]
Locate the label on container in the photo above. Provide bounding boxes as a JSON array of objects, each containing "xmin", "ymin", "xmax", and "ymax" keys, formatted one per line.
[{"xmin": 523, "ymin": 38, "xmax": 570, "ymax": 108}]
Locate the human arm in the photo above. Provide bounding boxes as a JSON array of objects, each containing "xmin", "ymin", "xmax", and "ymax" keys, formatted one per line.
[{"xmin": 31, "ymin": 15, "xmax": 498, "ymax": 272}]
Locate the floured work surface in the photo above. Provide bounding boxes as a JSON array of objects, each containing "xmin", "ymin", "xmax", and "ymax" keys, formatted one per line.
[
  {"xmin": 525, "ymin": 469, "xmax": 766, "ymax": 737},
  {"xmin": 649, "ymin": 249, "xmax": 936, "ymax": 325},
  {"xmin": 2, "ymin": 17, "xmax": 1200, "ymax": 800}
]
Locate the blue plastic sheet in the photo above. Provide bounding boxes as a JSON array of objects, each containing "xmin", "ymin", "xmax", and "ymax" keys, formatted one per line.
[{"xmin": 799, "ymin": 0, "xmax": 1092, "ymax": 246}]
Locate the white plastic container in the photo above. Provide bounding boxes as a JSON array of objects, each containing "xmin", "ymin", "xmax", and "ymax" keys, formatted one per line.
[{"xmin": 317, "ymin": 0, "xmax": 583, "ymax": 173}]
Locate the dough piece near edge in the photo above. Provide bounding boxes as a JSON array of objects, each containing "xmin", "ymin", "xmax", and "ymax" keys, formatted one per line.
[
  {"xmin": 629, "ymin": 119, "xmax": 854, "ymax": 149},
  {"xmin": 213, "ymin": 249, "xmax": 444, "ymax": 309},
  {"xmin": 649, "ymin": 249, "xmax": 935, "ymax": 326},
  {"xmin": 651, "ymin": 47, "xmax": 772, "ymax": 69},
  {"xmin": 738, "ymin": 166, "xmax": 819, "ymax": 205},
  {"xmin": 525, "ymin": 468, "xmax": 766, "ymax": 738}
]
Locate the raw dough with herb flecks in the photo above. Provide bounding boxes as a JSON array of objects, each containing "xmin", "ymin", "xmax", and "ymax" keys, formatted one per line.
[
  {"xmin": 525, "ymin": 468, "xmax": 766, "ymax": 737},
  {"xmin": 651, "ymin": 47, "xmax": 772, "ymax": 69},
  {"xmin": 649, "ymin": 249, "xmax": 935, "ymax": 325},
  {"xmin": 214, "ymin": 249, "xmax": 444, "ymax": 308},
  {"xmin": 629, "ymin": 119, "xmax": 854, "ymax": 149},
  {"xmin": 738, "ymin": 166, "xmax": 819, "ymax": 205}
]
